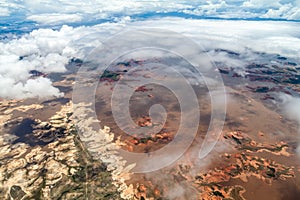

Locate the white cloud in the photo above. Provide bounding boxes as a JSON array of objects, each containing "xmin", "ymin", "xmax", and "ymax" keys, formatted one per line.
[
  {"xmin": 131, "ymin": 18, "xmax": 300, "ymax": 59},
  {"xmin": 0, "ymin": 6, "xmax": 10, "ymax": 16},
  {"xmin": 0, "ymin": 26, "xmax": 77, "ymax": 99},
  {"xmin": 243, "ymin": 0, "xmax": 281, "ymax": 9},
  {"xmin": 185, "ymin": 0, "xmax": 300, "ymax": 20},
  {"xmin": 262, "ymin": 4, "xmax": 292, "ymax": 19},
  {"xmin": 0, "ymin": 1, "xmax": 20, "ymax": 17},
  {"xmin": 280, "ymin": 94, "xmax": 300, "ymax": 128},
  {"xmin": 0, "ymin": 76, "xmax": 63, "ymax": 99},
  {"xmin": 0, "ymin": 52, "xmax": 63, "ymax": 99},
  {"xmin": 0, "ymin": 22, "xmax": 127, "ymax": 99},
  {"xmin": 27, "ymin": 13, "xmax": 83, "ymax": 25},
  {"xmin": 278, "ymin": 94, "xmax": 300, "ymax": 156}
]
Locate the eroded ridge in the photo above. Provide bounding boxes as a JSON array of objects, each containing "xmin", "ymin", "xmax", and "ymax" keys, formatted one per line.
[
  {"xmin": 72, "ymin": 102, "xmax": 136, "ymax": 199},
  {"xmin": 0, "ymin": 101, "xmax": 123, "ymax": 199}
]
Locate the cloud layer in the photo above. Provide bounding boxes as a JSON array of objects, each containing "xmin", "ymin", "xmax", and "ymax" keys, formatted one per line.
[
  {"xmin": 279, "ymin": 94, "xmax": 300, "ymax": 156},
  {"xmin": 0, "ymin": 0, "xmax": 300, "ymax": 26},
  {"xmin": 0, "ymin": 18, "xmax": 299, "ymax": 99},
  {"xmin": 0, "ymin": 25, "xmax": 75, "ymax": 99},
  {"xmin": 0, "ymin": 22, "xmax": 126, "ymax": 99}
]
